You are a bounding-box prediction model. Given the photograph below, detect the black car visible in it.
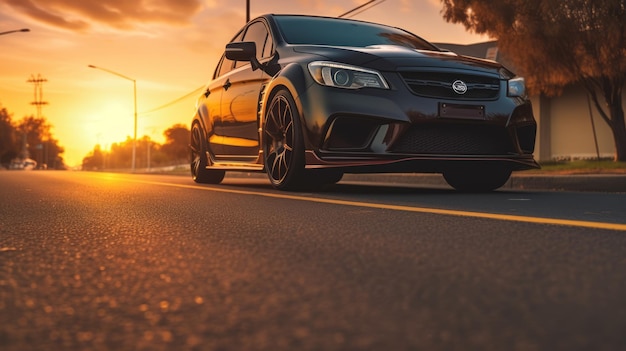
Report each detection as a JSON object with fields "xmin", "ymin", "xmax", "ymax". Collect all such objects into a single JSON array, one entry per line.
[{"xmin": 190, "ymin": 14, "xmax": 539, "ymax": 191}]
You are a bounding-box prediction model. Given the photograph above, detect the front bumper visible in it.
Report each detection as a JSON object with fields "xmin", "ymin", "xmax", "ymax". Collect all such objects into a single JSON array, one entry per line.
[{"xmin": 296, "ymin": 72, "xmax": 538, "ymax": 173}]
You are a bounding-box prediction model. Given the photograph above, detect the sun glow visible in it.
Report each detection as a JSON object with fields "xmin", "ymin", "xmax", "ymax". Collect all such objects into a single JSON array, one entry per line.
[{"xmin": 87, "ymin": 101, "xmax": 135, "ymax": 147}]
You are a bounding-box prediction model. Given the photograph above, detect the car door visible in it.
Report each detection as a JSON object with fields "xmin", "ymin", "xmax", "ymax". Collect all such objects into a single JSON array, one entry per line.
[
  {"xmin": 199, "ymin": 30, "xmax": 243, "ymax": 156},
  {"xmin": 217, "ymin": 20, "xmax": 274, "ymax": 160}
]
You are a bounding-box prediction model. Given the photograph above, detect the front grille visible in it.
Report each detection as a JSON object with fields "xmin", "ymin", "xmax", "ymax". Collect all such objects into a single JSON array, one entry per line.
[
  {"xmin": 400, "ymin": 71, "xmax": 500, "ymax": 100},
  {"xmin": 390, "ymin": 124, "xmax": 515, "ymax": 155}
]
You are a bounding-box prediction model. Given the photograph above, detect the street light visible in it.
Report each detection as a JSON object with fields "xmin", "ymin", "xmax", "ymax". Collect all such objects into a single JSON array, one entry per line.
[
  {"xmin": 0, "ymin": 28, "xmax": 30, "ymax": 36},
  {"xmin": 88, "ymin": 64, "xmax": 138, "ymax": 172}
]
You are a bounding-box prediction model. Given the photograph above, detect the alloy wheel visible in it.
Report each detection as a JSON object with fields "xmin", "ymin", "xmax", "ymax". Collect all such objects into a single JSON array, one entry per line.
[
  {"xmin": 190, "ymin": 122, "xmax": 224, "ymax": 184},
  {"xmin": 190, "ymin": 123, "xmax": 205, "ymax": 180},
  {"xmin": 265, "ymin": 94, "xmax": 295, "ymax": 185}
]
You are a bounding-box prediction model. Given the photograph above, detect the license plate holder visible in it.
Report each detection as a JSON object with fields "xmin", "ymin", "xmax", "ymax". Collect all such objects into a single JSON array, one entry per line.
[{"xmin": 439, "ymin": 103, "xmax": 485, "ymax": 120}]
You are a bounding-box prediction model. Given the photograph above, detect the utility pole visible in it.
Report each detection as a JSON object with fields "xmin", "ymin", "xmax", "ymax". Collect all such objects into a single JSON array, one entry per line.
[
  {"xmin": 23, "ymin": 74, "xmax": 48, "ymax": 164},
  {"xmin": 246, "ymin": 0, "xmax": 250, "ymax": 22},
  {"xmin": 27, "ymin": 74, "xmax": 48, "ymax": 119}
]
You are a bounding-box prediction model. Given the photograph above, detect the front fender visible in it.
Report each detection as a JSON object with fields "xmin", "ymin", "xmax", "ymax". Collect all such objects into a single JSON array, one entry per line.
[
  {"xmin": 261, "ymin": 63, "xmax": 317, "ymax": 149},
  {"xmin": 262, "ymin": 63, "xmax": 309, "ymax": 114}
]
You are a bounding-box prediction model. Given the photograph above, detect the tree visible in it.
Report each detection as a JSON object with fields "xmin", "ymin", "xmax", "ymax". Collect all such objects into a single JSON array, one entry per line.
[
  {"xmin": 440, "ymin": 0, "xmax": 626, "ymax": 161},
  {"xmin": 0, "ymin": 107, "xmax": 18, "ymax": 167},
  {"xmin": 82, "ymin": 144, "xmax": 105, "ymax": 170},
  {"xmin": 39, "ymin": 137, "xmax": 65, "ymax": 169},
  {"xmin": 108, "ymin": 137, "xmax": 135, "ymax": 169},
  {"xmin": 161, "ymin": 124, "xmax": 190, "ymax": 162},
  {"xmin": 17, "ymin": 115, "xmax": 65, "ymax": 169},
  {"xmin": 82, "ymin": 124, "xmax": 191, "ymax": 170}
]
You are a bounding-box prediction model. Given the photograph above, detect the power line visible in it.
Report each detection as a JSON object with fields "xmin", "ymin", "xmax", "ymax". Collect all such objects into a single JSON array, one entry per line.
[
  {"xmin": 339, "ymin": 0, "xmax": 386, "ymax": 18},
  {"xmin": 345, "ymin": 0, "xmax": 387, "ymax": 18},
  {"xmin": 139, "ymin": 85, "xmax": 205, "ymax": 116}
]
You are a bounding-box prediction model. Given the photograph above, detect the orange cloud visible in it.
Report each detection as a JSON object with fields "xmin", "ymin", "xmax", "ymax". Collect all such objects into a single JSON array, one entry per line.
[{"xmin": 2, "ymin": 0, "xmax": 203, "ymax": 31}]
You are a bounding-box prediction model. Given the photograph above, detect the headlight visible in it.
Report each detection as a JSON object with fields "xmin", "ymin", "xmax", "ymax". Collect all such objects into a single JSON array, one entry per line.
[
  {"xmin": 507, "ymin": 77, "xmax": 526, "ymax": 97},
  {"xmin": 308, "ymin": 61, "xmax": 389, "ymax": 90}
]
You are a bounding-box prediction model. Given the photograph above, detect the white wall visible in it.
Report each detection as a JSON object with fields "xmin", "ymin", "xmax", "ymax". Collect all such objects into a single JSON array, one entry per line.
[{"xmin": 532, "ymin": 84, "xmax": 618, "ymax": 161}]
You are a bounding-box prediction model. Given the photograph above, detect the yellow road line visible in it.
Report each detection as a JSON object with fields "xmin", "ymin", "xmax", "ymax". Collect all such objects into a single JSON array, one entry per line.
[{"xmin": 131, "ymin": 178, "xmax": 626, "ymax": 232}]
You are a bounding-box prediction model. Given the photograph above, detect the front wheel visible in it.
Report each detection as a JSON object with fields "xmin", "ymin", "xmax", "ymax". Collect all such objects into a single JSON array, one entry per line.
[
  {"xmin": 443, "ymin": 167, "xmax": 511, "ymax": 192},
  {"xmin": 263, "ymin": 89, "xmax": 307, "ymax": 190},
  {"xmin": 190, "ymin": 122, "xmax": 225, "ymax": 184}
]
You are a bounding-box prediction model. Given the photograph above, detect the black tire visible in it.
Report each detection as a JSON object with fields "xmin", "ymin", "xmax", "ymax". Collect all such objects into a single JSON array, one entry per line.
[
  {"xmin": 443, "ymin": 167, "xmax": 511, "ymax": 192},
  {"xmin": 263, "ymin": 89, "xmax": 307, "ymax": 190},
  {"xmin": 190, "ymin": 122, "xmax": 225, "ymax": 184}
]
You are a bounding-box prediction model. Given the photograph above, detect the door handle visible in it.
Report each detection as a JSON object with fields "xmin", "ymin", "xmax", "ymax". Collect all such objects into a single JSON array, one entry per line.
[
  {"xmin": 204, "ymin": 89, "xmax": 210, "ymax": 98},
  {"xmin": 223, "ymin": 79, "xmax": 231, "ymax": 90}
]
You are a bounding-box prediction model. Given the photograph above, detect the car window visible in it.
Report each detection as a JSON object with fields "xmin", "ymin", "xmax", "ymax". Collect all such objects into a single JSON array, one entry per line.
[
  {"xmin": 263, "ymin": 35, "xmax": 274, "ymax": 58},
  {"xmin": 274, "ymin": 15, "xmax": 438, "ymax": 51},
  {"xmin": 245, "ymin": 21, "xmax": 271, "ymax": 58},
  {"xmin": 235, "ymin": 21, "xmax": 272, "ymax": 68},
  {"xmin": 215, "ymin": 55, "xmax": 230, "ymax": 78},
  {"xmin": 215, "ymin": 30, "xmax": 244, "ymax": 78}
]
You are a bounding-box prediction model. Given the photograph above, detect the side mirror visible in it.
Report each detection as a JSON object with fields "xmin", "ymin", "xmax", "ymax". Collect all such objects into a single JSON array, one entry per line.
[
  {"xmin": 225, "ymin": 41, "xmax": 262, "ymax": 71},
  {"xmin": 225, "ymin": 41, "xmax": 256, "ymax": 61}
]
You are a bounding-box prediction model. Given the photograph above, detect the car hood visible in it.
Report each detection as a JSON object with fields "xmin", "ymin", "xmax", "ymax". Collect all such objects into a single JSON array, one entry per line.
[{"xmin": 291, "ymin": 45, "xmax": 505, "ymax": 77}]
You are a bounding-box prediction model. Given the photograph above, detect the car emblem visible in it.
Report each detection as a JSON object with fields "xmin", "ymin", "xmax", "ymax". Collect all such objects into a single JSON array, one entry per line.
[{"xmin": 452, "ymin": 80, "xmax": 468, "ymax": 94}]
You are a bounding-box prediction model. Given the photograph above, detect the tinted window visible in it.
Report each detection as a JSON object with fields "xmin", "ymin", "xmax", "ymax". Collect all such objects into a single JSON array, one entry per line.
[
  {"xmin": 215, "ymin": 30, "xmax": 244, "ymax": 77},
  {"xmin": 235, "ymin": 21, "xmax": 272, "ymax": 68},
  {"xmin": 242, "ymin": 21, "xmax": 272, "ymax": 58},
  {"xmin": 263, "ymin": 35, "xmax": 274, "ymax": 58},
  {"xmin": 274, "ymin": 16, "xmax": 438, "ymax": 51},
  {"xmin": 216, "ymin": 55, "xmax": 231, "ymax": 78}
]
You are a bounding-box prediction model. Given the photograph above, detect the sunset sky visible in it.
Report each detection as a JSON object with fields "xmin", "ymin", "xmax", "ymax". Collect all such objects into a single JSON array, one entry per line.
[{"xmin": 0, "ymin": 0, "xmax": 488, "ymax": 167}]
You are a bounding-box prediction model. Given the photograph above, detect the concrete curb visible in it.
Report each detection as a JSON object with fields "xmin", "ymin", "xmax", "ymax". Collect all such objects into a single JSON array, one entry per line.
[{"xmin": 505, "ymin": 173, "xmax": 626, "ymax": 193}]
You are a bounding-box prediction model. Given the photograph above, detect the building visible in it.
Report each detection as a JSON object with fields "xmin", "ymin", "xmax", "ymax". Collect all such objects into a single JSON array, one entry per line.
[{"xmin": 436, "ymin": 41, "xmax": 618, "ymax": 162}]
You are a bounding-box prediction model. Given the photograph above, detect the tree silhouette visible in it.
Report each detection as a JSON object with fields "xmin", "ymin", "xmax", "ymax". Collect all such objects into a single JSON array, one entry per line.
[
  {"xmin": 0, "ymin": 107, "xmax": 18, "ymax": 167},
  {"xmin": 161, "ymin": 124, "xmax": 190, "ymax": 162},
  {"xmin": 17, "ymin": 115, "xmax": 65, "ymax": 169},
  {"xmin": 82, "ymin": 125, "xmax": 191, "ymax": 170},
  {"xmin": 0, "ymin": 109, "xmax": 65, "ymax": 169},
  {"xmin": 82, "ymin": 144, "xmax": 105, "ymax": 170}
]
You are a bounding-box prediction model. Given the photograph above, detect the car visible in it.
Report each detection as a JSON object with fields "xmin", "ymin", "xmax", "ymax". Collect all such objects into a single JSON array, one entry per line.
[
  {"xmin": 8, "ymin": 158, "xmax": 37, "ymax": 170},
  {"xmin": 190, "ymin": 14, "xmax": 539, "ymax": 191}
]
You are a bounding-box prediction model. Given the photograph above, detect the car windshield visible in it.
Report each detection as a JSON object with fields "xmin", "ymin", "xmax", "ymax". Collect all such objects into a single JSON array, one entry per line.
[{"xmin": 274, "ymin": 15, "xmax": 439, "ymax": 51}]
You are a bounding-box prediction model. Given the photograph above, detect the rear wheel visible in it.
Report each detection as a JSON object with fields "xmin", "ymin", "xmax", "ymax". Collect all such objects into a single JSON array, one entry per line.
[
  {"xmin": 443, "ymin": 167, "xmax": 511, "ymax": 192},
  {"xmin": 263, "ymin": 89, "xmax": 307, "ymax": 190},
  {"xmin": 190, "ymin": 122, "xmax": 225, "ymax": 184}
]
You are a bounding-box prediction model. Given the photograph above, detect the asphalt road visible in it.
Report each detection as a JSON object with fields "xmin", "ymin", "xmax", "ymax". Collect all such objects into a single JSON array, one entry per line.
[{"xmin": 1, "ymin": 171, "xmax": 625, "ymax": 351}]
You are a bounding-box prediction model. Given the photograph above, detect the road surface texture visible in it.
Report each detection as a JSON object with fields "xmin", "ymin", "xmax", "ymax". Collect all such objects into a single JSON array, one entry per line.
[{"xmin": 1, "ymin": 171, "xmax": 625, "ymax": 351}]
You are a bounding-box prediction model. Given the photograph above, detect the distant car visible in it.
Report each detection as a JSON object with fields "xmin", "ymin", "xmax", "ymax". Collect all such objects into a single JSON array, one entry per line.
[
  {"xmin": 190, "ymin": 14, "xmax": 538, "ymax": 191},
  {"xmin": 9, "ymin": 158, "xmax": 37, "ymax": 170}
]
